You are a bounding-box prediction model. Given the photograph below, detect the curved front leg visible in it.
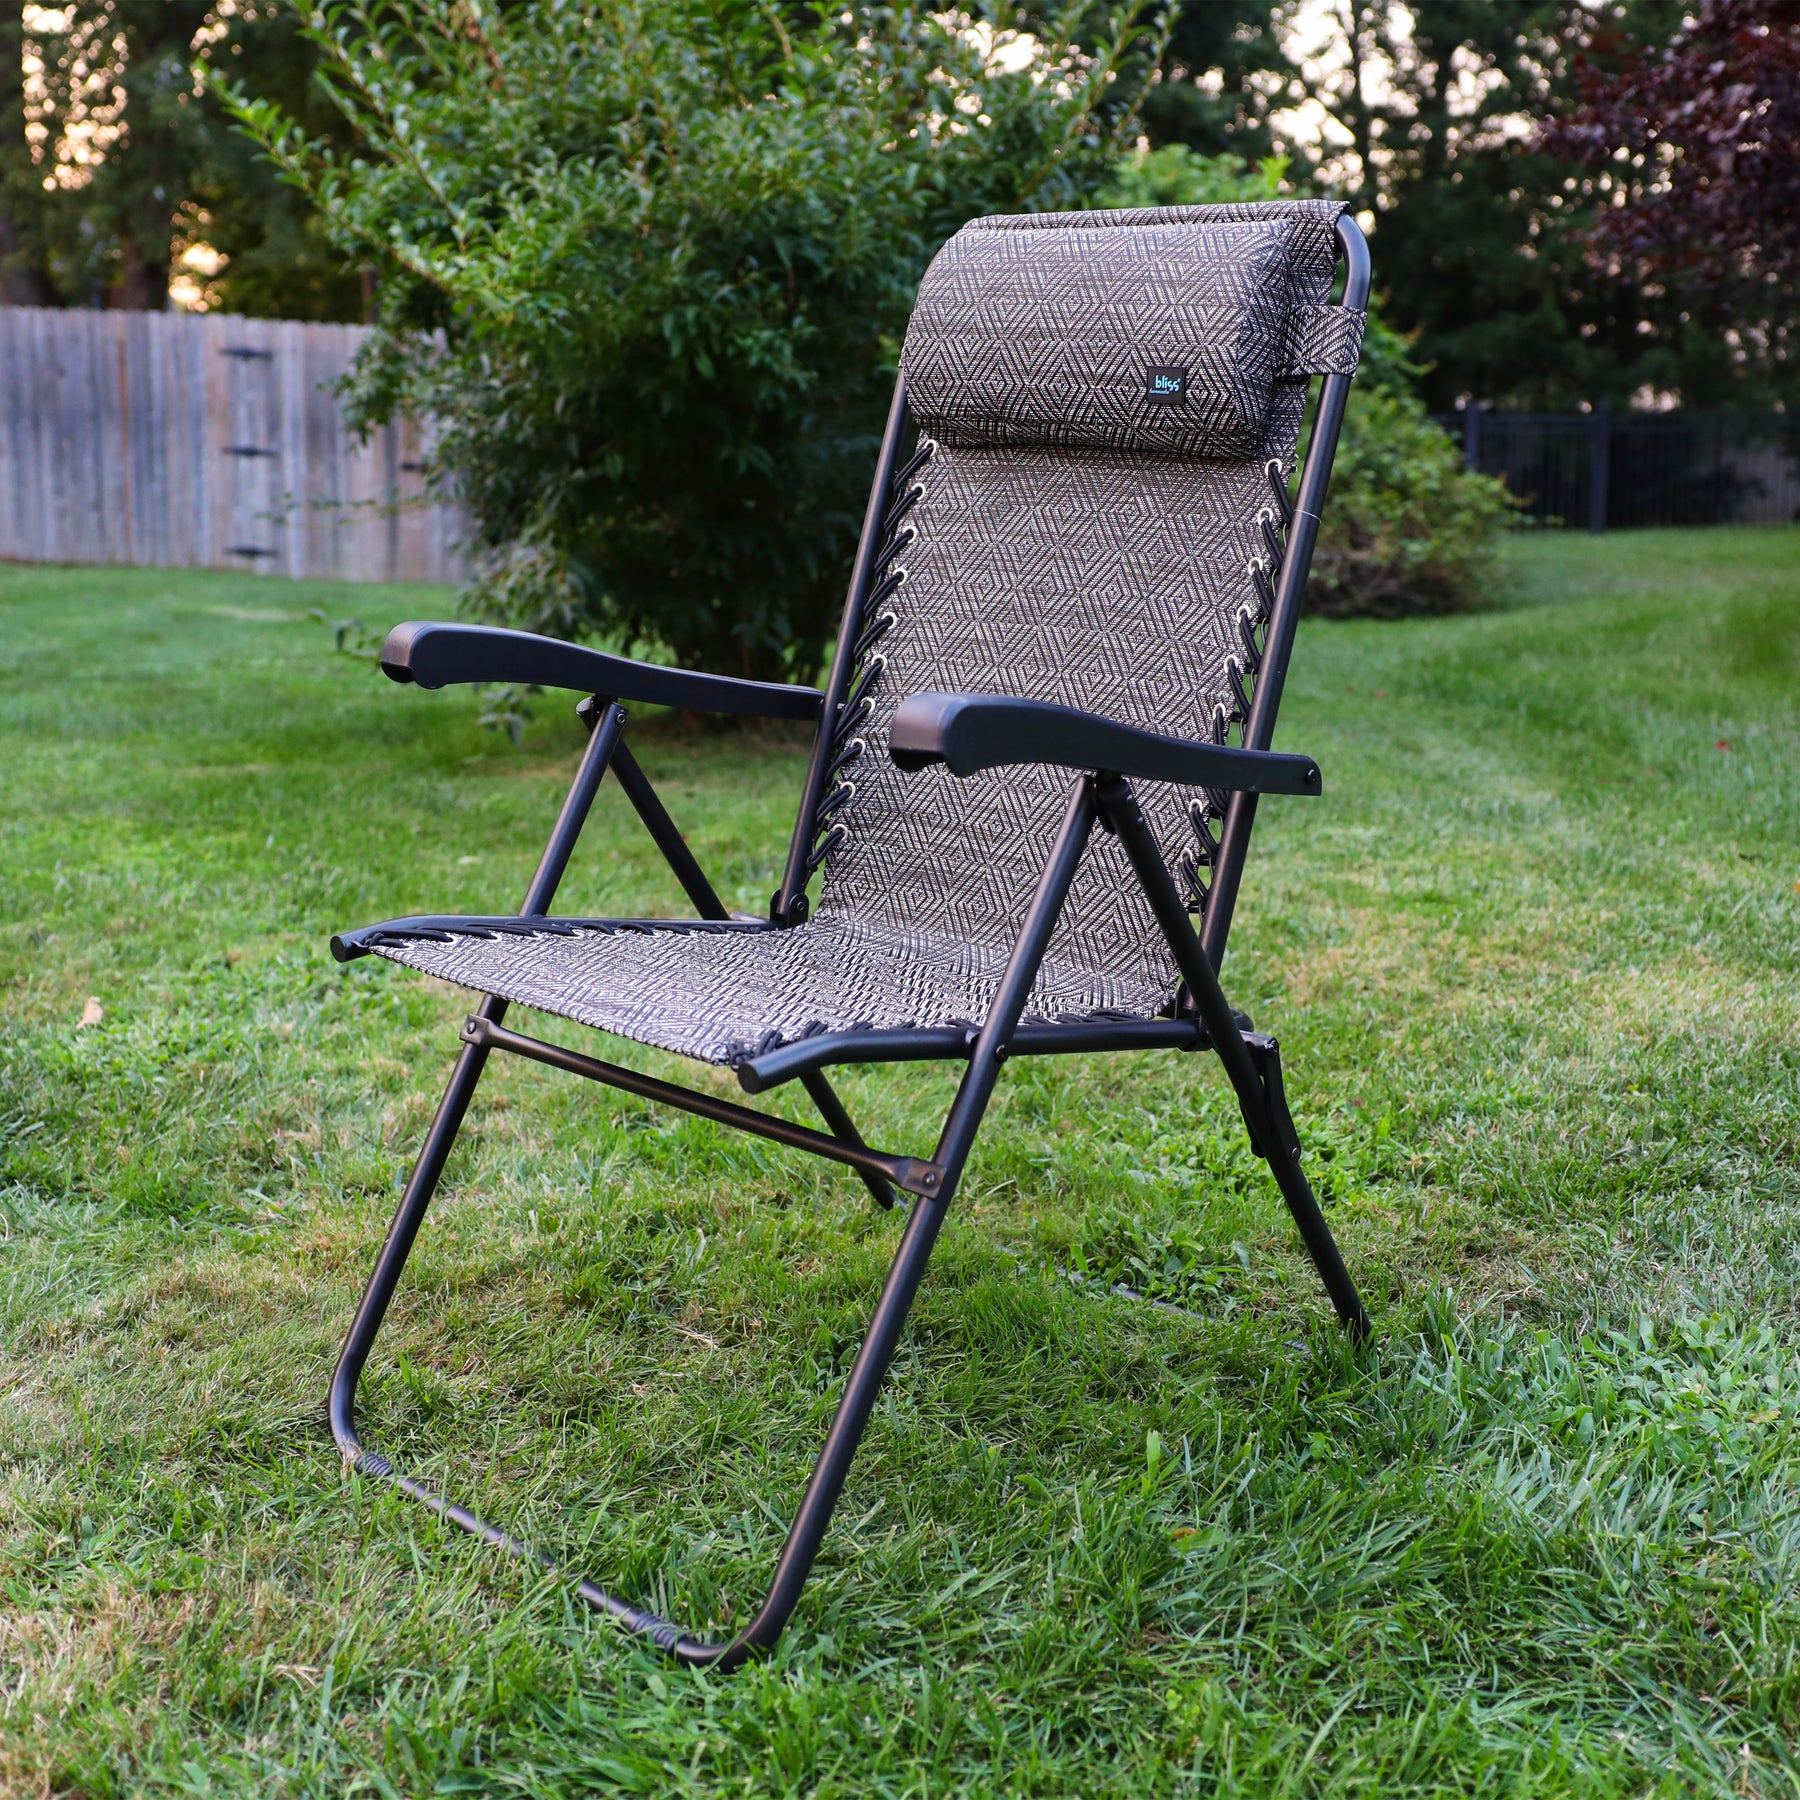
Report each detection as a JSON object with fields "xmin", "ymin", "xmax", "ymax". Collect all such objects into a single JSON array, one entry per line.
[{"xmin": 329, "ymin": 1033, "xmax": 950, "ymax": 1670}]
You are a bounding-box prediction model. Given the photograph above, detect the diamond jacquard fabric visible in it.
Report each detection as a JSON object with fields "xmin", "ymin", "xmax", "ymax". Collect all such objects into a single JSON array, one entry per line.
[
  {"xmin": 363, "ymin": 200, "xmax": 1355, "ymax": 1066},
  {"xmin": 814, "ymin": 448, "xmax": 1278, "ymax": 1019},
  {"xmin": 362, "ymin": 916, "xmax": 1158, "ymax": 1067}
]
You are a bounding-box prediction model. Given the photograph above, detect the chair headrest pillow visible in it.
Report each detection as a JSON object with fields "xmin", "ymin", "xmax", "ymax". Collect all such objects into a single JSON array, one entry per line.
[{"xmin": 902, "ymin": 202, "xmax": 1361, "ymax": 463}]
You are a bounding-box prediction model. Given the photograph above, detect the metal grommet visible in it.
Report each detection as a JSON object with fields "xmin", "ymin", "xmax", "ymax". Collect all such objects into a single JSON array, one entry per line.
[{"xmin": 808, "ymin": 821, "xmax": 848, "ymax": 867}]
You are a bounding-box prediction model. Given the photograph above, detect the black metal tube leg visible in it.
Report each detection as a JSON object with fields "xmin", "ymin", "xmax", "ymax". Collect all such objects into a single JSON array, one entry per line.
[
  {"xmin": 334, "ymin": 697, "xmax": 630, "ymax": 1460},
  {"xmin": 801, "ymin": 1069, "xmax": 898, "ymax": 1210},
  {"xmin": 333, "ymin": 1066, "xmax": 946, "ymax": 1671},
  {"xmin": 330, "ymin": 1004, "xmax": 503, "ymax": 1465},
  {"xmin": 1249, "ymin": 1101, "xmax": 1368, "ymax": 1339},
  {"xmin": 1095, "ymin": 776, "xmax": 1370, "ymax": 1338},
  {"xmin": 614, "ymin": 787, "xmax": 1098, "ymax": 1661},
  {"xmin": 670, "ymin": 1190, "xmax": 950, "ymax": 1668},
  {"xmin": 330, "ymin": 675, "xmax": 945, "ymax": 1664}
]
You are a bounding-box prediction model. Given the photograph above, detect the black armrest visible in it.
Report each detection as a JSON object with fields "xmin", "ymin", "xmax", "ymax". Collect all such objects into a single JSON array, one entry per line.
[
  {"xmin": 888, "ymin": 692, "xmax": 1321, "ymax": 795},
  {"xmin": 379, "ymin": 622, "xmax": 824, "ymax": 722}
]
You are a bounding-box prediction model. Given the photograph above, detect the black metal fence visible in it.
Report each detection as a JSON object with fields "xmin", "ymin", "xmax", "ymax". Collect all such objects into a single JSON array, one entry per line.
[{"xmin": 1428, "ymin": 407, "xmax": 1800, "ymax": 531}]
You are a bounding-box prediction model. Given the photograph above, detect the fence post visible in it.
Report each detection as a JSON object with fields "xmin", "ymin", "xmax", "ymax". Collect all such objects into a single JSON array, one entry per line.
[
  {"xmin": 1589, "ymin": 401, "xmax": 1611, "ymax": 534},
  {"xmin": 1463, "ymin": 402, "xmax": 1482, "ymax": 472}
]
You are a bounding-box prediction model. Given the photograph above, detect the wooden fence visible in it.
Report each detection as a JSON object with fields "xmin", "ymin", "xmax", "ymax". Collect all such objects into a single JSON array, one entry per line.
[{"xmin": 0, "ymin": 306, "xmax": 469, "ymax": 584}]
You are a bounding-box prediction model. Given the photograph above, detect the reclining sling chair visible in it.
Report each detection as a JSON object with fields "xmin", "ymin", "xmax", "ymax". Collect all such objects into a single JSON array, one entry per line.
[{"xmin": 328, "ymin": 199, "xmax": 1372, "ymax": 1669}]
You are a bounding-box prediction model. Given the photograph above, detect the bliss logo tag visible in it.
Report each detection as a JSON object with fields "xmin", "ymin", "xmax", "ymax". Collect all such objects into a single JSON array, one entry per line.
[{"xmin": 1145, "ymin": 366, "xmax": 1188, "ymax": 404}]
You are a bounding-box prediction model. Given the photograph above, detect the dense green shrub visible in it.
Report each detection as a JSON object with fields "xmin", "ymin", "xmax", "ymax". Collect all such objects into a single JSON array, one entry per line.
[
  {"xmin": 1096, "ymin": 143, "xmax": 1286, "ymax": 208},
  {"xmin": 231, "ymin": 1, "xmax": 1165, "ymax": 681},
  {"xmin": 237, "ymin": 20, "xmax": 1505, "ymax": 657},
  {"xmin": 1308, "ymin": 315, "xmax": 1516, "ymax": 618}
]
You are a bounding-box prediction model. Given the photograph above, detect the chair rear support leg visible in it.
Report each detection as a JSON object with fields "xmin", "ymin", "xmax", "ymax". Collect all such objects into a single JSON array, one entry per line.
[
  {"xmin": 801, "ymin": 1069, "xmax": 898, "ymax": 1209},
  {"xmin": 1095, "ymin": 776, "xmax": 1370, "ymax": 1337}
]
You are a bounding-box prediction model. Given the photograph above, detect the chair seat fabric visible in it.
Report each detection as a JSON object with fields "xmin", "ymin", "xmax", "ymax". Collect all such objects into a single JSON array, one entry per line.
[{"xmin": 366, "ymin": 915, "xmax": 1172, "ymax": 1067}]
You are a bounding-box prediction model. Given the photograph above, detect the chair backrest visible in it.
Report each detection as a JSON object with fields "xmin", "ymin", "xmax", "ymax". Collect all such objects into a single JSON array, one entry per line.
[{"xmin": 805, "ymin": 200, "xmax": 1363, "ymax": 1019}]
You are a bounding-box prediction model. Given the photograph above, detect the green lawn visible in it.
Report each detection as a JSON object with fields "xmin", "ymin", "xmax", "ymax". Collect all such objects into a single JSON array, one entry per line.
[{"xmin": 1, "ymin": 529, "xmax": 1797, "ymax": 1797}]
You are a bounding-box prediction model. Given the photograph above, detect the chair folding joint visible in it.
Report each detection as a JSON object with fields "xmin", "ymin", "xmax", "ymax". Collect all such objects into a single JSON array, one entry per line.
[{"xmin": 1240, "ymin": 1033, "xmax": 1304, "ymax": 1167}]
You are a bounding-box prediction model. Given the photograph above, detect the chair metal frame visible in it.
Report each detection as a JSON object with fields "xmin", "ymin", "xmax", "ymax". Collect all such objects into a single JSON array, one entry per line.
[{"xmin": 329, "ymin": 214, "xmax": 1373, "ymax": 1670}]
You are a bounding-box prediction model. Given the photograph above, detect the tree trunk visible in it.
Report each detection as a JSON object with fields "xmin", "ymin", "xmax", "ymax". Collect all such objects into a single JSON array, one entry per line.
[
  {"xmin": 110, "ymin": 234, "xmax": 168, "ymax": 310},
  {"xmin": 0, "ymin": 210, "xmax": 55, "ymax": 306}
]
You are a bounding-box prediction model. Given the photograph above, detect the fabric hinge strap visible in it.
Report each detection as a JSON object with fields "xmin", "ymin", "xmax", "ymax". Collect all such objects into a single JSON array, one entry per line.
[{"xmin": 1282, "ymin": 304, "xmax": 1366, "ymax": 377}]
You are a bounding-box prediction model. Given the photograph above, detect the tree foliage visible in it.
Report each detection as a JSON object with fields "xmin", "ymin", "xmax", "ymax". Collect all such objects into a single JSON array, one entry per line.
[
  {"xmin": 1139, "ymin": 1, "xmax": 1785, "ymax": 412},
  {"xmin": 1540, "ymin": 0, "xmax": 1800, "ymax": 364},
  {"xmin": 1133, "ymin": 0, "xmax": 1291, "ymax": 160},
  {"xmin": 233, "ymin": 1, "xmax": 1166, "ymax": 681},
  {"xmin": 1, "ymin": 3, "xmax": 359, "ymax": 316},
  {"xmin": 1095, "ymin": 143, "xmax": 1286, "ymax": 209},
  {"xmin": 1308, "ymin": 322, "xmax": 1516, "ymax": 619},
  {"xmin": 1293, "ymin": 0, "xmax": 1712, "ymax": 413}
]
